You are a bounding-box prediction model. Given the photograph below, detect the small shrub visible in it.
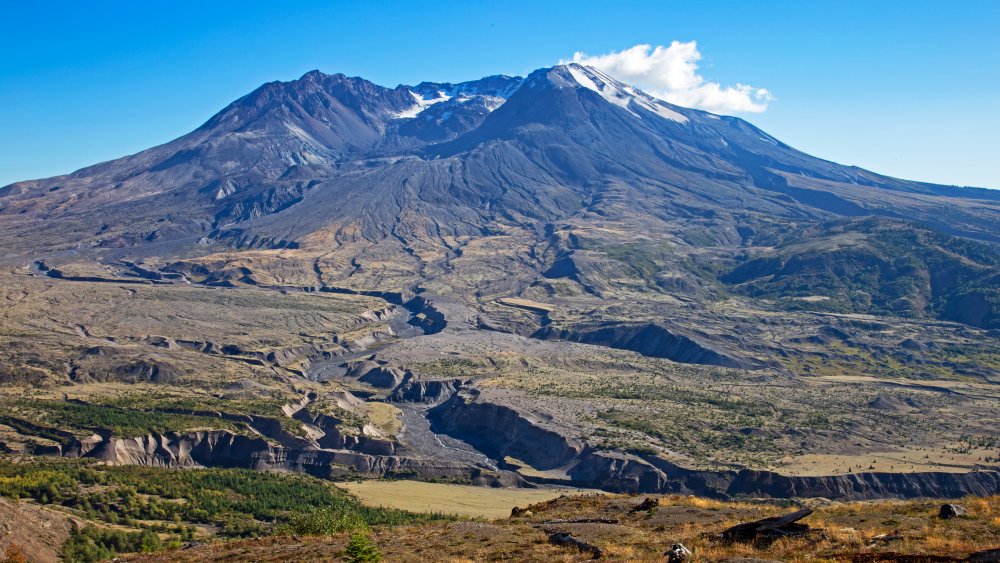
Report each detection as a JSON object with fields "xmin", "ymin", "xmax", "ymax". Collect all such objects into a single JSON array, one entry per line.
[
  {"xmin": 344, "ymin": 530, "xmax": 381, "ymax": 563},
  {"xmin": 278, "ymin": 507, "xmax": 366, "ymax": 536}
]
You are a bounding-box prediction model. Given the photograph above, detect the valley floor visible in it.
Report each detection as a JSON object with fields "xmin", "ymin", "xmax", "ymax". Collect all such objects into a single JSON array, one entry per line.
[{"xmin": 336, "ymin": 480, "xmax": 603, "ymax": 519}]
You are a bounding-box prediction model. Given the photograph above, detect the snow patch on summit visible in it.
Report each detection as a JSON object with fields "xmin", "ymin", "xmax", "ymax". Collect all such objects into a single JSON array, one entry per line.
[
  {"xmin": 564, "ymin": 64, "xmax": 688, "ymax": 124},
  {"xmin": 395, "ymin": 91, "xmax": 451, "ymax": 119}
]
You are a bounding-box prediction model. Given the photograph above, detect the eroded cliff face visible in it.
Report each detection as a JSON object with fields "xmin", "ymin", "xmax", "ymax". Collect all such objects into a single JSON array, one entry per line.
[
  {"xmin": 31, "ymin": 395, "xmax": 1000, "ymax": 500},
  {"xmin": 724, "ymin": 468, "xmax": 1000, "ymax": 500},
  {"xmin": 22, "ymin": 377, "xmax": 999, "ymax": 501},
  {"xmin": 564, "ymin": 449, "xmax": 1000, "ymax": 500},
  {"xmin": 429, "ymin": 390, "xmax": 584, "ymax": 471},
  {"xmin": 390, "ymin": 377, "xmax": 464, "ymax": 403},
  {"xmin": 424, "ymin": 393, "xmax": 1000, "ymax": 500},
  {"xmin": 61, "ymin": 429, "xmax": 517, "ymax": 485},
  {"xmin": 81, "ymin": 431, "xmax": 269, "ymax": 468}
]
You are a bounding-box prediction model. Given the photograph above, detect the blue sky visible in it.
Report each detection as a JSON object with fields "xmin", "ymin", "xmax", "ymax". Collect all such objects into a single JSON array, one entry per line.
[{"xmin": 2, "ymin": 0, "xmax": 998, "ymax": 188}]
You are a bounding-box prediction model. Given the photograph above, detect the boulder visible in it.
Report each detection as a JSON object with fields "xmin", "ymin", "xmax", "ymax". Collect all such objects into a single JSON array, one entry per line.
[
  {"xmin": 939, "ymin": 503, "xmax": 967, "ymax": 519},
  {"xmin": 666, "ymin": 543, "xmax": 692, "ymax": 562},
  {"xmin": 631, "ymin": 497, "xmax": 659, "ymax": 512}
]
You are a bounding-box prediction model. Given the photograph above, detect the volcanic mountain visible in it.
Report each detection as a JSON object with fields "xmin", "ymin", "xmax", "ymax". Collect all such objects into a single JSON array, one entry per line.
[
  {"xmin": 0, "ymin": 64, "xmax": 998, "ymax": 498},
  {"xmin": 3, "ymin": 64, "xmax": 997, "ymax": 325}
]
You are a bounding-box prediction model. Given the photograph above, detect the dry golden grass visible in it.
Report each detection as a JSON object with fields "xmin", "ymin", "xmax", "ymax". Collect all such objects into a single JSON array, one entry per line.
[
  {"xmin": 360, "ymin": 402, "xmax": 404, "ymax": 437},
  {"xmin": 126, "ymin": 493, "xmax": 1000, "ymax": 562}
]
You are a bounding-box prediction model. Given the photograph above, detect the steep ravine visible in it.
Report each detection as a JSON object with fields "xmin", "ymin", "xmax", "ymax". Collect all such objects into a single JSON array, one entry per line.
[{"xmin": 428, "ymin": 389, "xmax": 584, "ymax": 471}]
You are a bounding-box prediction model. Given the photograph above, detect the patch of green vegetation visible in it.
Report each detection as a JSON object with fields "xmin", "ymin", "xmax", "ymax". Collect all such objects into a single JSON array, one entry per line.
[
  {"xmin": 277, "ymin": 506, "xmax": 368, "ymax": 535},
  {"xmin": 596, "ymin": 407, "xmax": 781, "ymax": 468},
  {"xmin": 63, "ymin": 524, "xmax": 165, "ymax": 562},
  {"xmin": 9, "ymin": 399, "xmax": 241, "ymax": 437},
  {"xmin": 344, "ymin": 529, "xmax": 382, "ymax": 562},
  {"xmin": 543, "ymin": 379, "xmax": 773, "ymax": 418},
  {"xmin": 781, "ymin": 336, "xmax": 996, "ymax": 382},
  {"xmin": 99, "ymin": 391, "xmax": 307, "ymax": 435},
  {"xmin": 309, "ymin": 399, "xmax": 368, "ymax": 434},
  {"xmin": 723, "ymin": 218, "xmax": 1000, "ymax": 329},
  {"xmin": 602, "ymin": 244, "xmax": 662, "ymax": 280},
  {"xmin": 0, "ymin": 458, "xmax": 448, "ymax": 560},
  {"xmin": 0, "ymin": 414, "xmax": 73, "ymax": 445},
  {"xmin": 938, "ymin": 343, "xmax": 1000, "ymax": 374}
]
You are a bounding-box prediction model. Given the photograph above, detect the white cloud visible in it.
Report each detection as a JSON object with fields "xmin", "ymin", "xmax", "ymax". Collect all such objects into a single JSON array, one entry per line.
[{"xmin": 563, "ymin": 42, "xmax": 773, "ymax": 114}]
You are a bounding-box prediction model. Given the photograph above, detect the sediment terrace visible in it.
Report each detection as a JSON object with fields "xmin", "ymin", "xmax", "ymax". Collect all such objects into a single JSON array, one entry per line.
[
  {"xmin": 1, "ymin": 267, "xmax": 997, "ymax": 502},
  {"xmin": 22, "ymin": 377, "xmax": 1000, "ymax": 500}
]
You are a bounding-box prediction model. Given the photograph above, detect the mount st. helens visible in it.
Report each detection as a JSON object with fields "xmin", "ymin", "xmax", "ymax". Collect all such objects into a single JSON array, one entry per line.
[{"xmin": 0, "ymin": 64, "xmax": 997, "ymax": 500}]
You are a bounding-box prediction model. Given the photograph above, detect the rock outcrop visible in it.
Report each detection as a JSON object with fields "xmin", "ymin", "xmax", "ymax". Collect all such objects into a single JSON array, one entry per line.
[
  {"xmin": 389, "ymin": 377, "xmax": 464, "ymax": 404},
  {"xmin": 292, "ymin": 409, "xmax": 397, "ymax": 455},
  {"xmin": 63, "ymin": 429, "xmax": 507, "ymax": 484},
  {"xmin": 532, "ymin": 322, "xmax": 766, "ymax": 369}
]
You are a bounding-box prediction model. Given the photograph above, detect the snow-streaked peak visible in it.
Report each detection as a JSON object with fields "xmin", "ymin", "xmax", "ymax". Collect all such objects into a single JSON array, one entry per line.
[
  {"xmin": 560, "ymin": 63, "xmax": 688, "ymax": 123},
  {"xmin": 414, "ymin": 75, "xmax": 523, "ymax": 101},
  {"xmin": 395, "ymin": 90, "xmax": 452, "ymax": 119},
  {"xmin": 396, "ymin": 76, "xmax": 523, "ymax": 120}
]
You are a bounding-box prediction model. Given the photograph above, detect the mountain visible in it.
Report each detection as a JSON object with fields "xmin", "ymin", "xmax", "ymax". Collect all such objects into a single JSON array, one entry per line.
[
  {"xmin": 0, "ymin": 64, "xmax": 998, "ymax": 500},
  {"xmin": 2, "ymin": 63, "xmax": 997, "ymax": 250},
  {"xmin": 3, "ymin": 63, "xmax": 996, "ymax": 323}
]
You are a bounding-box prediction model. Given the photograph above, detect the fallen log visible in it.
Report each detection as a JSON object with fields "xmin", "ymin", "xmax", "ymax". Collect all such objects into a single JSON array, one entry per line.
[
  {"xmin": 548, "ymin": 531, "xmax": 603, "ymax": 559},
  {"xmin": 721, "ymin": 507, "xmax": 814, "ymax": 546},
  {"xmin": 542, "ymin": 518, "xmax": 619, "ymax": 525}
]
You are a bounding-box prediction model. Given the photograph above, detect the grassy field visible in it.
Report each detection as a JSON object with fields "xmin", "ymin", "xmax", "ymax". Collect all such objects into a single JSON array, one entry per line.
[{"xmin": 337, "ymin": 480, "xmax": 603, "ymax": 519}]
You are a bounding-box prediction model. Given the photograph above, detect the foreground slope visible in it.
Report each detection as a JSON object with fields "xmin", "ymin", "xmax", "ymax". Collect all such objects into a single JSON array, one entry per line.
[
  {"xmin": 1, "ymin": 458, "xmax": 995, "ymax": 562},
  {"xmin": 127, "ymin": 493, "xmax": 1000, "ymax": 562}
]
